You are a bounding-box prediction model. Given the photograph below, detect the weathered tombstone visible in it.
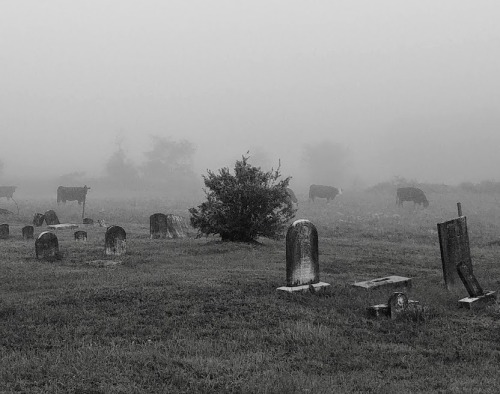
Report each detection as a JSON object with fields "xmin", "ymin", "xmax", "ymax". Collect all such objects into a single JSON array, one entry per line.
[
  {"xmin": 0, "ymin": 224, "xmax": 9, "ymax": 239},
  {"xmin": 22, "ymin": 225, "xmax": 34, "ymax": 240},
  {"xmin": 277, "ymin": 219, "xmax": 330, "ymax": 292},
  {"xmin": 437, "ymin": 216, "xmax": 472, "ymax": 290},
  {"xmin": 74, "ymin": 230, "xmax": 87, "ymax": 242},
  {"xmin": 166, "ymin": 214, "xmax": 188, "ymax": 238},
  {"xmin": 35, "ymin": 231, "xmax": 59, "ymax": 260},
  {"xmin": 44, "ymin": 210, "xmax": 60, "ymax": 225},
  {"xmin": 105, "ymin": 225, "xmax": 126, "ymax": 256},
  {"xmin": 388, "ymin": 292, "xmax": 409, "ymax": 320},
  {"xmin": 150, "ymin": 213, "xmax": 169, "ymax": 239},
  {"xmin": 33, "ymin": 213, "xmax": 45, "ymax": 226},
  {"xmin": 456, "ymin": 261, "xmax": 497, "ymax": 309},
  {"xmin": 83, "ymin": 217, "xmax": 94, "ymax": 225}
]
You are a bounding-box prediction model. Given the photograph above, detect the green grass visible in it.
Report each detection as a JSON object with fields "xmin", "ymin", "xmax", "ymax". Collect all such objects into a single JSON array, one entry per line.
[{"xmin": 1, "ymin": 190, "xmax": 500, "ymax": 393}]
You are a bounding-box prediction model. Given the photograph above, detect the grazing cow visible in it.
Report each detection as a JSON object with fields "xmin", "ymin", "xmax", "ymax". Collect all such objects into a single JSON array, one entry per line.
[
  {"xmin": 396, "ymin": 187, "xmax": 429, "ymax": 208},
  {"xmin": 0, "ymin": 186, "xmax": 16, "ymax": 200},
  {"xmin": 57, "ymin": 185, "xmax": 90, "ymax": 205},
  {"xmin": 286, "ymin": 187, "xmax": 298, "ymax": 205},
  {"xmin": 309, "ymin": 184, "xmax": 342, "ymax": 202}
]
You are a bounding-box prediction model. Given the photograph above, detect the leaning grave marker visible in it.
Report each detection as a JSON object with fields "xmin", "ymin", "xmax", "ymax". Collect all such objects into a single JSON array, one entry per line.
[
  {"xmin": 277, "ymin": 219, "xmax": 330, "ymax": 293},
  {"xmin": 456, "ymin": 261, "xmax": 496, "ymax": 309},
  {"xmin": 105, "ymin": 225, "xmax": 126, "ymax": 256},
  {"xmin": 35, "ymin": 231, "xmax": 60, "ymax": 261}
]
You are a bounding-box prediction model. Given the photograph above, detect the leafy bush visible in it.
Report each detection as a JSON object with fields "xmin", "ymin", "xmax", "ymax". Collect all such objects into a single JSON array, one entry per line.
[{"xmin": 189, "ymin": 156, "xmax": 296, "ymax": 242}]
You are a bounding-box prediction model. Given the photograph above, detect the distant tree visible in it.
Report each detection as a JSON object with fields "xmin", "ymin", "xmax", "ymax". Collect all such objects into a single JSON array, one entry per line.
[
  {"xmin": 105, "ymin": 146, "xmax": 139, "ymax": 181},
  {"xmin": 189, "ymin": 155, "xmax": 296, "ymax": 242},
  {"xmin": 302, "ymin": 140, "xmax": 350, "ymax": 185},
  {"xmin": 141, "ymin": 135, "xmax": 196, "ymax": 179}
]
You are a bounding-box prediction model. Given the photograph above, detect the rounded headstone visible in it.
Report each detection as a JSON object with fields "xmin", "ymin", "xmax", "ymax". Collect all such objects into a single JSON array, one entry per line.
[
  {"xmin": 22, "ymin": 225, "xmax": 34, "ymax": 240},
  {"xmin": 150, "ymin": 213, "xmax": 168, "ymax": 239},
  {"xmin": 105, "ymin": 225, "xmax": 126, "ymax": 256},
  {"xmin": 44, "ymin": 210, "xmax": 60, "ymax": 225},
  {"xmin": 0, "ymin": 224, "xmax": 9, "ymax": 239},
  {"xmin": 35, "ymin": 231, "xmax": 59, "ymax": 261},
  {"xmin": 74, "ymin": 230, "xmax": 87, "ymax": 242},
  {"xmin": 388, "ymin": 292, "xmax": 409, "ymax": 320},
  {"xmin": 286, "ymin": 219, "xmax": 319, "ymax": 287},
  {"xmin": 33, "ymin": 213, "xmax": 45, "ymax": 226}
]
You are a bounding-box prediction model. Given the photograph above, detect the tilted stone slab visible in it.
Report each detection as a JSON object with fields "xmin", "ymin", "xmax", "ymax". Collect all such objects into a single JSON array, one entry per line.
[
  {"xmin": 353, "ymin": 275, "xmax": 412, "ymax": 290},
  {"xmin": 456, "ymin": 261, "xmax": 484, "ymax": 297}
]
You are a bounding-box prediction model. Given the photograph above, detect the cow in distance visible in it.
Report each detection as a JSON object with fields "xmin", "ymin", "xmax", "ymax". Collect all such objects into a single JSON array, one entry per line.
[
  {"xmin": 309, "ymin": 185, "xmax": 342, "ymax": 203},
  {"xmin": 57, "ymin": 185, "xmax": 90, "ymax": 205},
  {"xmin": 396, "ymin": 187, "xmax": 429, "ymax": 208}
]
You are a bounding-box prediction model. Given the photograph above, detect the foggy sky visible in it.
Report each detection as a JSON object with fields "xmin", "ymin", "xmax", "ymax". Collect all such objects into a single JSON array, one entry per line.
[{"xmin": 2, "ymin": 1, "xmax": 500, "ymax": 188}]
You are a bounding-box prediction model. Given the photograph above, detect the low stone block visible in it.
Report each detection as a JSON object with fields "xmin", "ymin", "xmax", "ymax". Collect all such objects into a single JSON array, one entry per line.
[
  {"xmin": 47, "ymin": 223, "xmax": 79, "ymax": 230},
  {"xmin": 458, "ymin": 291, "xmax": 497, "ymax": 310},
  {"xmin": 276, "ymin": 282, "xmax": 330, "ymax": 293},
  {"xmin": 353, "ymin": 275, "xmax": 412, "ymax": 290},
  {"xmin": 87, "ymin": 260, "xmax": 122, "ymax": 267},
  {"xmin": 367, "ymin": 300, "xmax": 420, "ymax": 318}
]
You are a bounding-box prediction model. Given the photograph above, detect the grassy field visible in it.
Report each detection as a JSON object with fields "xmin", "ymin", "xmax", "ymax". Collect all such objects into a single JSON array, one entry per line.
[{"xmin": 2, "ymin": 189, "xmax": 500, "ymax": 393}]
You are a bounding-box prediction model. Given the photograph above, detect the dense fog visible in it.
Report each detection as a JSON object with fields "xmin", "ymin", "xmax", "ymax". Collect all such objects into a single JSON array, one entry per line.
[{"xmin": 1, "ymin": 1, "xmax": 500, "ymax": 198}]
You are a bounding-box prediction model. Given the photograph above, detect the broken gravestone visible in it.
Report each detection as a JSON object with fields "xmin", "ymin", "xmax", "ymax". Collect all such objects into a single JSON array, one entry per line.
[
  {"xmin": 44, "ymin": 210, "xmax": 60, "ymax": 225},
  {"xmin": 456, "ymin": 261, "xmax": 496, "ymax": 309},
  {"xmin": 277, "ymin": 219, "xmax": 330, "ymax": 293},
  {"xmin": 35, "ymin": 231, "xmax": 60, "ymax": 261},
  {"xmin": 105, "ymin": 225, "xmax": 126, "ymax": 256},
  {"xmin": 33, "ymin": 213, "xmax": 45, "ymax": 226},
  {"xmin": 0, "ymin": 224, "xmax": 9, "ymax": 239},
  {"xmin": 74, "ymin": 230, "xmax": 87, "ymax": 242},
  {"xmin": 22, "ymin": 225, "xmax": 34, "ymax": 240},
  {"xmin": 367, "ymin": 292, "xmax": 421, "ymax": 319},
  {"xmin": 150, "ymin": 213, "xmax": 169, "ymax": 239}
]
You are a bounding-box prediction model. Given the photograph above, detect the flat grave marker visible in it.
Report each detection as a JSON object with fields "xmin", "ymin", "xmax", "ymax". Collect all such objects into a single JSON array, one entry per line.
[{"xmin": 353, "ymin": 275, "xmax": 412, "ymax": 290}]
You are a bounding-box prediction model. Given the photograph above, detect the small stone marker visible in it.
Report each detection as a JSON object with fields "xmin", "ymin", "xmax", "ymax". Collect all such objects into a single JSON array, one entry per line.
[
  {"xmin": 368, "ymin": 292, "xmax": 420, "ymax": 319},
  {"xmin": 33, "ymin": 213, "xmax": 45, "ymax": 226},
  {"xmin": 22, "ymin": 225, "xmax": 34, "ymax": 240},
  {"xmin": 35, "ymin": 231, "xmax": 60, "ymax": 260},
  {"xmin": 353, "ymin": 275, "xmax": 412, "ymax": 290},
  {"xmin": 74, "ymin": 230, "xmax": 87, "ymax": 242},
  {"xmin": 437, "ymin": 216, "xmax": 472, "ymax": 290},
  {"xmin": 44, "ymin": 210, "xmax": 60, "ymax": 225},
  {"xmin": 83, "ymin": 217, "xmax": 94, "ymax": 225},
  {"xmin": 456, "ymin": 261, "xmax": 497, "ymax": 309},
  {"xmin": 277, "ymin": 219, "xmax": 330, "ymax": 293},
  {"xmin": 0, "ymin": 224, "xmax": 9, "ymax": 239},
  {"xmin": 105, "ymin": 225, "xmax": 126, "ymax": 256},
  {"xmin": 150, "ymin": 213, "xmax": 168, "ymax": 239}
]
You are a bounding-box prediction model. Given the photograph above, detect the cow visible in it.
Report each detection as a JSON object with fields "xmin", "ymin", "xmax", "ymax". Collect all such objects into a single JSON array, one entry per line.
[
  {"xmin": 396, "ymin": 187, "xmax": 429, "ymax": 208},
  {"xmin": 309, "ymin": 184, "xmax": 342, "ymax": 202},
  {"xmin": 57, "ymin": 185, "xmax": 90, "ymax": 205},
  {"xmin": 0, "ymin": 186, "xmax": 16, "ymax": 200},
  {"xmin": 286, "ymin": 187, "xmax": 298, "ymax": 205}
]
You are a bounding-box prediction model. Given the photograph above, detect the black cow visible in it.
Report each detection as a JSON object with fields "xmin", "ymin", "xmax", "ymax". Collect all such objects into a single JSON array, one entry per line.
[
  {"xmin": 57, "ymin": 185, "xmax": 90, "ymax": 205},
  {"xmin": 309, "ymin": 184, "xmax": 342, "ymax": 202},
  {"xmin": 286, "ymin": 188, "xmax": 298, "ymax": 205},
  {"xmin": 396, "ymin": 187, "xmax": 429, "ymax": 208},
  {"xmin": 0, "ymin": 186, "xmax": 16, "ymax": 200}
]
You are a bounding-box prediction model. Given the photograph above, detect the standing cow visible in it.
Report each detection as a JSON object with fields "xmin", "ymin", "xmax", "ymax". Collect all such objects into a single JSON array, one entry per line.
[
  {"xmin": 57, "ymin": 185, "xmax": 90, "ymax": 205},
  {"xmin": 396, "ymin": 187, "xmax": 429, "ymax": 208},
  {"xmin": 309, "ymin": 185, "xmax": 342, "ymax": 203}
]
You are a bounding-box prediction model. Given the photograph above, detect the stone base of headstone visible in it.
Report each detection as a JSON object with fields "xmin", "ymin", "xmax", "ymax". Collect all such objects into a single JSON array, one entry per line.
[
  {"xmin": 367, "ymin": 300, "xmax": 420, "ymax": 318},
  {"xmin": 88, "ymin": 260, "xmax": 122, "ymax": 267},
  {"xmin": 458, "ymin": 291, "xmax": 497, "ymax": 310},
  {"xmin": 276, "ymin": 282, "xmax": 330, "ymax": 293},
  {"xmin": 48, "ymin": 223, "xmax": 79, "ymax": 230},
  {"xmin": 353, "ymin": 275, "xmax": 412, "ymax": 290}
]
